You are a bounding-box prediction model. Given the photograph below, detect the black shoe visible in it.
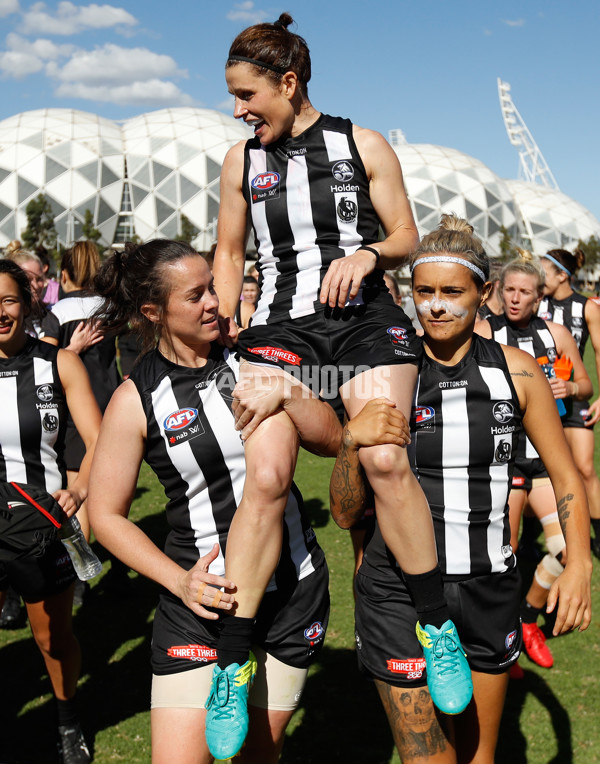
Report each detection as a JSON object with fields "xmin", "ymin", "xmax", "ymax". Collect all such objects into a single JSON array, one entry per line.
[
  {"xmin": 73, "ymin": 580, "xmax": 89, "ymax": 608},
  {"xmin": 592, "ymin": 535, "xmax": 600, "ymax": 560},
  {"xmin": 0, "ymin": 587, "xmax": 23, "ymax": 629},
  {"xmin": 57, "ymin": 723, "xmax": 91, "ymax": 763}
]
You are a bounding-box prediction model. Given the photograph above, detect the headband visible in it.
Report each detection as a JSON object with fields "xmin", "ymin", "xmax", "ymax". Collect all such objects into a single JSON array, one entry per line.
[
  {"xmin": 543, "ymin": 254, "xmax": 571, "ymax": 277},
  {"xmin": 227, "ymin": 55, "xmax": 288, "ymax": 75},
  {"xmin": 411, "ymin": 255, "xmax": 486, "ymax": 283}
]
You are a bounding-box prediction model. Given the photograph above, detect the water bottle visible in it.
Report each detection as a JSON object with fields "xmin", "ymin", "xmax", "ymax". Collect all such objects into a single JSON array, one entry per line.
[
  {"xmin": 540, "ymin": 363, "xmax": 567, "ymax": 417},
  {"xmin": 60, "ymin": 515, "xmax": 103, "ymax": 580}
]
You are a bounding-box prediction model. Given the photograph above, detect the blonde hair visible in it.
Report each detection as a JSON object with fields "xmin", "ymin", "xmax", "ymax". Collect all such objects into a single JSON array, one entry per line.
[
  {"xmin": 6, "ymin": 250, "xmax": 43, "ymax": 270},
  {"xmin": 500, "ymin": 248, "xmax": 546, "ymax": 294},
  {"xmin": 5, "ymin": 240, "xmax": 22, "ymax": 256},
  {"xmin": 410, "ymin": 214, "xmax": 489, "ymax": 284},
  {"xmin": 60, "ymin": 241, "xmax": 100, "ymax": 290}
]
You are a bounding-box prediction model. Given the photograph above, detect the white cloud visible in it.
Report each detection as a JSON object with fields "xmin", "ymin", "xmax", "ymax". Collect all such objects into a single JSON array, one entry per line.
[
  {"xmin": 20, "ymin": 1, "xmax": 138, "ymax": 36},
  {"xmin": 54, "ymin": 78, "xmax": 195, "ymax": 107},
  {"xmin": 227, "ymin": 1, "xmax": 269, "ymax": 23},
  {"xmin": 0, "ymin": 0, "xmax": 19, "ymax": 18},
  {"xmin": 0, "ymin": 32, "xmax": 75, "ymax": 77},
  {"xmin": 0, "ymin": 49, "xmax": 44, "ymax": 77},
  {"xmin": 51, "ymin": 43, "xmax": 186, "ymax": 87},
  {"xmin": 6, "ymin": 32, "xmax": 75, "ymax": 60},
  {"xmin": 502, "ymin": 18, "xmax": 525, "ymax": 27}
]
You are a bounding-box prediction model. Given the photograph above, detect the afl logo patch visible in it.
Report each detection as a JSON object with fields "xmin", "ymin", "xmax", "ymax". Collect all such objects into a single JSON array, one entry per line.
[
  {"xmin": 304, "ymin": 621, "xmax": 325, "ymax": 643},
  {"xmin": 332, "ymin": 160, "xmax": 354, "ymax": 182},
  {"xmin": 414, "ymin": 405, "xmax": 435, "ymax": 424},
  {"xmin": 493, "ymin": 401, "xmax": 515, "ymax": 423},
  {"xmin": 37, "ymin": 384, "xmax": 54, "ymax": 402},
  {"xmin": 251, "ymin": 172, "xmax": 281, "ymax": 203},
  {"xmin": 164, "ymin": 408, "xmax": 198, "ymax": 432},
  {"xmin": 505, "ymin": 629, "xmax": 517, "ymax": 650},
  {"xmin": 387, "ymin": 326, "xmax": 407, "ymax": 345},
  {"xmin": 337, "ymin": 196, "xmax": 357, "ymax": 223},
  {"xmin": 539, "ymin": 310, "xmax": 552, "ymax": 320},
  {"xmin": 251, "ymin": 172, "xmax": 280, "ymax": 190}
]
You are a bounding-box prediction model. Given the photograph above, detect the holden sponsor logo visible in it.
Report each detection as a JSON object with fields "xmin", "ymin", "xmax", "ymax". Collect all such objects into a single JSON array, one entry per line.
[
  {"xmin": 304, "ymin": 621, "xmax": 325, "ymax": 645},
  {"xmin": 505, "ymin": 629, "xmax": 518, "ymax": 650},
  {"xmin": 491, "ymin": 424, "xmax": 517, "ymax": 435},
  {"xmin": 502, "ymin": 544, "xmax": 513, "ymax": 558},
  {"xmin": 330, "ymin": 183, "xmax": 359, "ymax": 193},
  {"xmin": 164, "ymin": 408, "xmax": 198, "ymax": 432},
  {"xmin": 572, "ymin": 317, "xmax": 583, "ymax": 327},
  {"xmin": 251, "ymin": 171, "xmax": 281, "ymax": 203},
  {"xmin": 386, "ymin": 658, "xmax": 426, "ymax": 678},
  {"xmin": 248, "ymin": 346, "xmax": 302, "ymax": 366},
  {"xmin": 493, "ymin": 401, "xmax": 515, "ymax": 424},
  {"xmin": 337, "ymin": 196, "xmax": 357, "ymax": 223},
  {"xmin": 332, "ymin": 160, "xmax": 354, "ymax": 182},
  {"xmin": 36, "ymin": 384, "xmax": 54, "ymax": 402},
  {"xmin": 387, "ymin": 326, "xmax": 408, "ymax": 345},
  {"xmin": 547, "ymin": 348, "xmax": 557, "ymax": 363},
  {"xmin": 167, "ymin": 644, "xmax": 217, "ymax": 662},
  {"xmin": 414, "ymin": 405, "xmax": 435, "ymax": 424}
]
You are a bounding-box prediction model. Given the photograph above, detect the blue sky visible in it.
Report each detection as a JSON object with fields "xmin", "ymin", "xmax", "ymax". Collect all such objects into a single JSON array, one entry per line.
[{"xmin": 1, "ymin": 0, "xmax": 598, "ymax": 222}]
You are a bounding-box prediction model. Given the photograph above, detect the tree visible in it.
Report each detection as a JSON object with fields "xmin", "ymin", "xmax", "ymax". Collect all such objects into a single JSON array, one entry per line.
[
  {"xmin": 81, "ymin": 209, "xmax": 101, "ymax": 245},
  {"xmin": 497, "ymin": 225, "xmax": 520, "ymax": 262},
  {"xmin": 176, "ymin": 213, "xmax": 198, "ymax": 244},
  {"xmin": 577, "ymin": 235, "xmax": 600, "ymax": 270},
  {"xmin": 21, "ymin": 194, "xmax": 58, "ymax": 259}
]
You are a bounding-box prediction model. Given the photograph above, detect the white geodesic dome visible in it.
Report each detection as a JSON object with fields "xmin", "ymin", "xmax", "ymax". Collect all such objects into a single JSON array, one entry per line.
[
  {"xmin": 393, "ymin": 143, "xmax": 519, "ymax": 257},
  {"xmin": 506, "ymin": 179, "xmax": 600, "ymax": 255},
  {"xmin": 0, "ymin": 108, "xmax": 124, "ymax": 247},
  {"xmin": 121, "ymin": 108, "xmax": 250, "ymax": 248}
]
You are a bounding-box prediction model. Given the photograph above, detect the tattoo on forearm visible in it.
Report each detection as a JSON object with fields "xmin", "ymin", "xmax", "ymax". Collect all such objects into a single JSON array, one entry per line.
[
  {"xmin": 510, "ymin": 369, "xmax": 534, "ymax": 378},
  {"xmin": 557, "ymin": 493, "xmax": 573, "ymax": 529},
  {"xmin": 375, "ymin": 682, "xmax": 448, "ymax": 760},
  {"xmin": 329, "ymin": 430, "xmax": 368, "ymax": 521}
]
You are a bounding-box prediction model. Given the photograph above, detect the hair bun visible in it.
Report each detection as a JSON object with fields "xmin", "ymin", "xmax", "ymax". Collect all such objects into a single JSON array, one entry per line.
[
  {"xmin": 574, "ymin": 248, "xmax": 586, "ymax": 270},
  {"xmin": 274, "ymin": 12, "xmax": 293, "ymax": 29},
  {"xmin": 438, "ymin": 213, "xmax": 474, "ymax": 235},
  {"xmin": 515, "ymin": 247, "xmax": 534, "ymax": 263}
]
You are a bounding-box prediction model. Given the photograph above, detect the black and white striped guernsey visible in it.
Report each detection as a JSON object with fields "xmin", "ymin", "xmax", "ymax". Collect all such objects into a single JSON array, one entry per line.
[
  {"xmin": 130, "ymin": 345, "xmax": 323, "ymax": 588},
  {"xmin": 487, "ymin": 313, "xmax": 558, "ymax": 363},
  {"xmin": 488, "ymin": 312, "xmax": 558, "ymax": 462},
  {"xmin": 538, "ymin": 292, "xmax": 589, "ymax": 356},
  {"xmin": 362, "ymin": 335, "xmax": 520, "ymax": 578},
  {"xmin": 0, "ymin": 337, "xmax": 67, "ymax": 493},
  {"xmin": 49, "ymin": 290, "xmax": 120, "ymax": 412},
  {"xmin": 243, "ymin": 114, "xmax": 385, "ymax": 324}
]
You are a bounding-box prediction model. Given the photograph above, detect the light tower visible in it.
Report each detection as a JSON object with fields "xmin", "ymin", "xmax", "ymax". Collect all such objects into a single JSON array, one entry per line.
[{"xmin": 497, "ymin": 78, "xmax": 559, "ymax": 189}]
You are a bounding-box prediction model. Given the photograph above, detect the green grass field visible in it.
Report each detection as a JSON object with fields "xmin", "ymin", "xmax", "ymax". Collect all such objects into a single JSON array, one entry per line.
[{"xmin": 2, "ymin": 360, "xmax": 600, "ymax": 762}]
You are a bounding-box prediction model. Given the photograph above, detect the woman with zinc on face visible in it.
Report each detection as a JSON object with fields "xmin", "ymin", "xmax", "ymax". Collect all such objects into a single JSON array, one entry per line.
[{"xmin": 330, "ymin": 215, "xmax": 592, "ymax": 763}]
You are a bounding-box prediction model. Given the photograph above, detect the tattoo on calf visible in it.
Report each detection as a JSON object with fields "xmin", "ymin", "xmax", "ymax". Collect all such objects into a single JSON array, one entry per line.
[{"xmin": 376, "ymin": 682, "xmax": 448, "ymax": 760}]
